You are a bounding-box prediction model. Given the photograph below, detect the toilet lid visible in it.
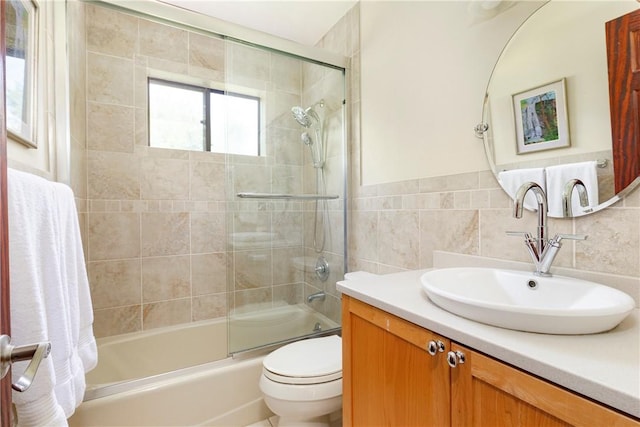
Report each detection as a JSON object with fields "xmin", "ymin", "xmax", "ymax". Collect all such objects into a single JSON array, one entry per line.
[{"xmin": 263, "ymin": 335, "xmax": 342, "ymax": 380}]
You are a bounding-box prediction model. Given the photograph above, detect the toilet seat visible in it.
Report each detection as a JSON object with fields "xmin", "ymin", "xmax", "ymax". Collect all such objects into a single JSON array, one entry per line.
[{"xmin": 263, "ymin": 335, "xmax": 342, "ymax": 386}]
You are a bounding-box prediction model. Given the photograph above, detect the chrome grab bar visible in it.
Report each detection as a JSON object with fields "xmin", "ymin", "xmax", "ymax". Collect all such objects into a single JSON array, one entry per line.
[{"xmin": 236, "ymin": 192, "xmax": 339, "ymax": 200}]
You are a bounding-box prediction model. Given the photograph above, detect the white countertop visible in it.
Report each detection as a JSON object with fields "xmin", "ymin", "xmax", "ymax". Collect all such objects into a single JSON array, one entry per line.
[{"xmin": 337, "ymin": 269, "xmax": 640, "ymax": 419}]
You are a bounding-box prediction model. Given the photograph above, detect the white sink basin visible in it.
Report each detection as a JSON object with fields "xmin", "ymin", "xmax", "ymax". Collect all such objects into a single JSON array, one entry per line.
[{"xmin": 420, "ymin": 267, "xmax": 636, "ymax": 334}]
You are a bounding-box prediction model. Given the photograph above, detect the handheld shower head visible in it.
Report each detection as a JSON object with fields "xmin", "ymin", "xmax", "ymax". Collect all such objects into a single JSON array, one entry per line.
[
  {"xmin": 301, "ymin": 132, "xmax": 313, "ymax": 146},
  {"xmin": 291, "ymin": 105, "xmax": 320, "ymax": 128}
]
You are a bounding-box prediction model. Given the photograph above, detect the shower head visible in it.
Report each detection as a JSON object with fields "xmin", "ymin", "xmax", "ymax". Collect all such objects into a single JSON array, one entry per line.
[{"xmin": 291, "ymin": 105, "xmax": 320, "ymax": 128}]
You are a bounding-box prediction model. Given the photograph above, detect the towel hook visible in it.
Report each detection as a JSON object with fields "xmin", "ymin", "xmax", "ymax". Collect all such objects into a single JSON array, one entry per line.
[
  {"xmin": 474, "ymin": 123, "xmax": 489, "ymax": 138},
  {"xmin": 0, "ymin": 335, "xmax": 51, "ymax": 392}
]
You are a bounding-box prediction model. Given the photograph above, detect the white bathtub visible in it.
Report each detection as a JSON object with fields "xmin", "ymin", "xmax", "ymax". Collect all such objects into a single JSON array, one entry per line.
[
  {"xmin": 69, "ymin": 356, "xmax": 271, "ymax": 426},
  {"xmin": 71, "ymin": 304, "xmax": 340, "ymax": 426},
  {"xmin": 85, "ymin": 318, "xmax": 228, "ymax": 386}
]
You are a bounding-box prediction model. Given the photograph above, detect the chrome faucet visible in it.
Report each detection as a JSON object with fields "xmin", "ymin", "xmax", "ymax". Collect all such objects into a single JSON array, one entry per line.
[
  {"xmin": 508, "ymin": 182, "xmax": 587, "ymax": 276},
  {"xmin": 307, "ymin": 291, "xmax": 326, "ymax": 303},
  {"xmin": 562, "ymin": 178, "xmax": 590, "ymax": 217}
]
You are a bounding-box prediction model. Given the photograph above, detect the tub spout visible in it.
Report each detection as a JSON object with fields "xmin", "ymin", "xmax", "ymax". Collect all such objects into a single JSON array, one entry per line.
[{"xmin": 307, "ymin": 291, "xmax": 326, "ymax": 303}]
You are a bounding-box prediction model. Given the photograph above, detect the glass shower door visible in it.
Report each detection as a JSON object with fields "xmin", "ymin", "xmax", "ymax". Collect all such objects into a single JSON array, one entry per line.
[{"xmin": 224, "ymin": 40, "xmax": 346, "ymax": 354}]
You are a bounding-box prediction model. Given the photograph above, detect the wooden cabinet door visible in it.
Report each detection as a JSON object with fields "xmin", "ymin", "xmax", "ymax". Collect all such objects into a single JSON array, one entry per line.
[
  {"xmin": 450, "ymin": 343, "xmax": 640, "ymax": 427},
  {"xmin": 342, "ymin": 296, "xmax": 450, "ymax": 427}
]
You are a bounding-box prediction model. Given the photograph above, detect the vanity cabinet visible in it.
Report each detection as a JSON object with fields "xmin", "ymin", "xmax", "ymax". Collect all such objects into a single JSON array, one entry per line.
[
  {"xmin": 342, "ymin": 295, "xmax": 451, "ymax": 426},
  {"xmin": 342, "ymin": 295, "xmax": 640, "ymax": 427}
]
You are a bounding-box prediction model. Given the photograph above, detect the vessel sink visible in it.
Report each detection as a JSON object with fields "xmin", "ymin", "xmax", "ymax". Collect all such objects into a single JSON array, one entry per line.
[{"xmin": 420, "ymin": 267, "xmax": 635, "ymax": 334}]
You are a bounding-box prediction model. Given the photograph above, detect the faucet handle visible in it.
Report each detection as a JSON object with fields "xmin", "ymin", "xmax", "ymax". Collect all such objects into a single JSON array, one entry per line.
[
  {"xmin": 506, "ymin": 231, "xmax": 533, "ymax": 240},
  {"xmin": 553, "ymin": 233, "xmax": 588, "ymax": 243}
]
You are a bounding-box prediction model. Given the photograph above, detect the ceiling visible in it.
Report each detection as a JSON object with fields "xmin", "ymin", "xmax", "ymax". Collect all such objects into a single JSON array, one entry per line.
[{"xmin": 159, "ymin": 0, "xmax": 358, "ymax": 46}]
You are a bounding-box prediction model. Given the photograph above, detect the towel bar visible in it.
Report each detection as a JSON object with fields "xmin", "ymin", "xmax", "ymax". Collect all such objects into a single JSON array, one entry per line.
[{"xmin": 236, "ymin": 192, "xmax": 339, "ymax": 200}]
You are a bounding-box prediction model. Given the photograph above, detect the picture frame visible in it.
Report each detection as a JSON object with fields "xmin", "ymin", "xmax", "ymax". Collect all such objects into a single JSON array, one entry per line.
[{"xmin": 513, "ymin": 78, "xmax": 569, "ymax": 154}]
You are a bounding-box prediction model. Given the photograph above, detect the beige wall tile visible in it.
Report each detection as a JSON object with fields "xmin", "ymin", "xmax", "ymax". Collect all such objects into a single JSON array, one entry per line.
[
  {"xmin": 191, "ymin": 161, "xmax": 226, "ymax": 201},
  {"xmin": 87, "ymin": 103, "xmax": 135, "ymax": 152},
  {"xmin": 89, "ymin": 212, "xmax": 140, "ymax": 261},
  {"xmin": 89, "ymin": 259, "xmax": 141, "ymax": 309},
  {"xmin": 140, "ymin": 158, "xmax": 190, "ymax": 200},
  {"xmin": 227, "ymin": 43, "xmax": 270, "ymax": 87},
  {"xmin": 142, "ymin": 256, "xmax": 191, "ymax": 302},
  {"xmin": 138, "ymin": 19, "xmax": 188, "ymax": 63},
  {"xmin": 576, "ymin": 208, "xmax": 640, "ymax": 276},
  {"xmin": 192, "ymin": 253, "xmax": 227, "ymax": 296},
  {"xmin": 191, "ymin": 212, "xmax": 225, "ymax": 253},
  {"xmin": 378, "ymin": 210, "xmax": 420, "ymax": 270},
  {"xmin": 143, "ymin": 298, "xmax": 191, "ymax": 329},
  {"xmin": 88, "ymin": 151, "xmax": 140, "ymax": 200},
  {"xmin": 419, "ymin": 210, "xmax": 479, "ymax": 268},
  {"xmin": 87, "ymin": 53, "xmax": 134, "ymax": 105},
  {"xmin": 86, "ymin": 4, "xmax": 137, "ymax": 58},
  {"xmin": 141, "ymin": 212, "xmax": 190, "ymax": 256},
  {"xmin": 189, "ymin": 32, "xmax": 225, "ymax": 73},
  {"xmin": 192, "ymin": 293, "xmax": 227, "ymax": 322},
  {"xmin": 232, "ymin": 288, "xmax": 272, "ymax": 311},
  {"xmin": 348, "ymin": 210, "xmax": 378, "ymax": 262},
  {"xmin": 231, "ymin": 163, "xmax": 271, "ymax": 195},
  {"xmin": 272, "ymin": 211, "xmax": 303, "ymax": 248},
  {"xmin": 272, "ymin": 248, "xmax": 305, "ymax": 285},
  {"xmin": 93, "ymin": 305, "xmax": 141, "ymax": 338},
  {"xmin": 135, "ymin": 108, "xmax": 148, "ymax": 147},
  {"xmin": 191, "ymin": 252, "xmax": 228, "ymax": 295},
  {"xmin": 272, "ymin": 165, "xmax": 303, "ymax": 195},
  {"xmin": 271, "ymin": 54, "xmax": 301, "ymax": 93},
  {"xmin": 273, "ymin": 283, "xmax": 304, "ymax": 305},
  {"xmin": 270, "ymin": 127, "xmax": 303, "ymax": 166},
  {"xmin": 234, "ymin": 250, "xmax": 272, "ymax": 289}
]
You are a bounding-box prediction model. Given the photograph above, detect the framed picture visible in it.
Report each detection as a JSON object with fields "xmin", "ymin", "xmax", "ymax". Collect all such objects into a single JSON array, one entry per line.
[{"xmin": 513, "ymin": 79, "xmax": 569, "ymax": 154}]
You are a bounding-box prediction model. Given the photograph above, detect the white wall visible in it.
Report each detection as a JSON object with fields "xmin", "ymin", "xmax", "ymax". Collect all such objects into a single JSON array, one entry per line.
[{"xmin": 360, "ymin": 1, "xmax": 542, "ymax": 185}]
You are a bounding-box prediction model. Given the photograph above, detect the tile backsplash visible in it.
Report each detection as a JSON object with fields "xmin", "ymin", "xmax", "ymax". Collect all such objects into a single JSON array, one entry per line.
[{"xmin": 335, "ymin": 4, "xmax": 639, "ymax": 307}]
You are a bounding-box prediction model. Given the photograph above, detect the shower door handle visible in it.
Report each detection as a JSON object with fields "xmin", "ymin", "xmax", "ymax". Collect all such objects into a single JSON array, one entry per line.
[{"xmin": 0, "ymin": 335, "xmax": 51, "ymax": 392}]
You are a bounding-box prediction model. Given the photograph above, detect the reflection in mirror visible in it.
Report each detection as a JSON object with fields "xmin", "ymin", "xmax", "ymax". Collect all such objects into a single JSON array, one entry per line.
[
  {"xmin": 5, "ymin": 0, "xmax": 38, "ymax": 148},
  {"xmin": 481, "ymin": 0, "xmax": 639, "ymax": 218}
]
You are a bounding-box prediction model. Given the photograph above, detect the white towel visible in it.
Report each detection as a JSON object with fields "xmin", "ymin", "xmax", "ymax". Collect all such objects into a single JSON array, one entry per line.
[
  {"xmin": 545, "ymin": 161, "xmax": 599, "ymax": 217},
  {"xmin": 8, "ymin": 169, "xmax": 97, "ymax": 426},
  {"xmin": 497, "ymin": 168, "xmax": 546, "ymax": 211},
  {"xmin": 9, "ymin": 169, "xmax": 67, "ymax": 426}
]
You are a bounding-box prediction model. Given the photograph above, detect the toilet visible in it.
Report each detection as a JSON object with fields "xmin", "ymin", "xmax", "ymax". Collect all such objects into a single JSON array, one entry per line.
[{"xmin": 259, "ymin": 335, "xmax": 342, "ymax": 427}]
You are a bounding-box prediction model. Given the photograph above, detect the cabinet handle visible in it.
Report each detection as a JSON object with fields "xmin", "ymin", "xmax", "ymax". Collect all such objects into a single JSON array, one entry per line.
[
  {"xmin": 427, "ymin": 340, "xmax": 445, "ymax": 356},
  {"xmin": 447, "ymin": 350, "xmax": 465, "ymax": 368}
]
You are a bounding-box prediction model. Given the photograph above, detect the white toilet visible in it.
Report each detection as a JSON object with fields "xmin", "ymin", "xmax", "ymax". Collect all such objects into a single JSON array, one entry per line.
[{"xmin": 259, "ymin": 335, "xmax": 342, "ymax": 427}]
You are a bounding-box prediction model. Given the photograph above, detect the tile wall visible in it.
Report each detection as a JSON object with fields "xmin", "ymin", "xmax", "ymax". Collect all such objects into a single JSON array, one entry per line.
[
  {"xmin": 74, "ymin": 3, "xmax": 347, "ymax": 339},
  {"xmin": 327, "ymin": 4, "xmax": 640, "ymax": 299}
]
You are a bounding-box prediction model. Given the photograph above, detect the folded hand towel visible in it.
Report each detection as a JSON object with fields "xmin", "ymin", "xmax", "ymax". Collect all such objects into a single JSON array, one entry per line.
[
  {"xmin": 545, "ymin": 161, "xmax": 599, "ymax": 217},
  {"xmin": 497, "ymin": 168, "xmax": 546, "ymax": 211}
]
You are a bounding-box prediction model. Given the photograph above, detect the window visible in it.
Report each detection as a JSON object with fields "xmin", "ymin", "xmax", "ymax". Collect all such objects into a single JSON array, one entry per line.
[
  {"xmin": 148, "ymin": 78, "xmax": 260, "ymax": 156},
  {"xmin": 6, "ymin": 0, "xmax": 38, "ymax": 147}
]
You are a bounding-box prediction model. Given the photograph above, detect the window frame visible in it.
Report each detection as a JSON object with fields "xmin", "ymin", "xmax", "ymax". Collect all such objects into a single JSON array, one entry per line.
[{"xmin": 147, "ymin": 77, "xmax": 262, "ymax": 156}]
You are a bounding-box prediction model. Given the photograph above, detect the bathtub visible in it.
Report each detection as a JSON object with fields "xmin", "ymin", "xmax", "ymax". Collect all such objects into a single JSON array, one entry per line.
[
  {"xmin": 70, "ymin": 304, "xmax": 339, "ymax": 426},
  {"xmin": 85, "ymin": 318, "xmax": 229, "ymax": 386}
]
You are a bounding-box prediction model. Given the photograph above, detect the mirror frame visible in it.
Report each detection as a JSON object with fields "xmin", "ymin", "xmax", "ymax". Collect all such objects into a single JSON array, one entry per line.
[{"xmin": 480, "ymin": 0, "xmax": 640, "ymax": 218}]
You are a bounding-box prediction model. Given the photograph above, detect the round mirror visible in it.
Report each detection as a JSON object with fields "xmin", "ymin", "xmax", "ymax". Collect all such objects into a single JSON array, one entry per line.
[{"xmin": 481, "ymin": 0, "xmax": 639, "ymax": 218}]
